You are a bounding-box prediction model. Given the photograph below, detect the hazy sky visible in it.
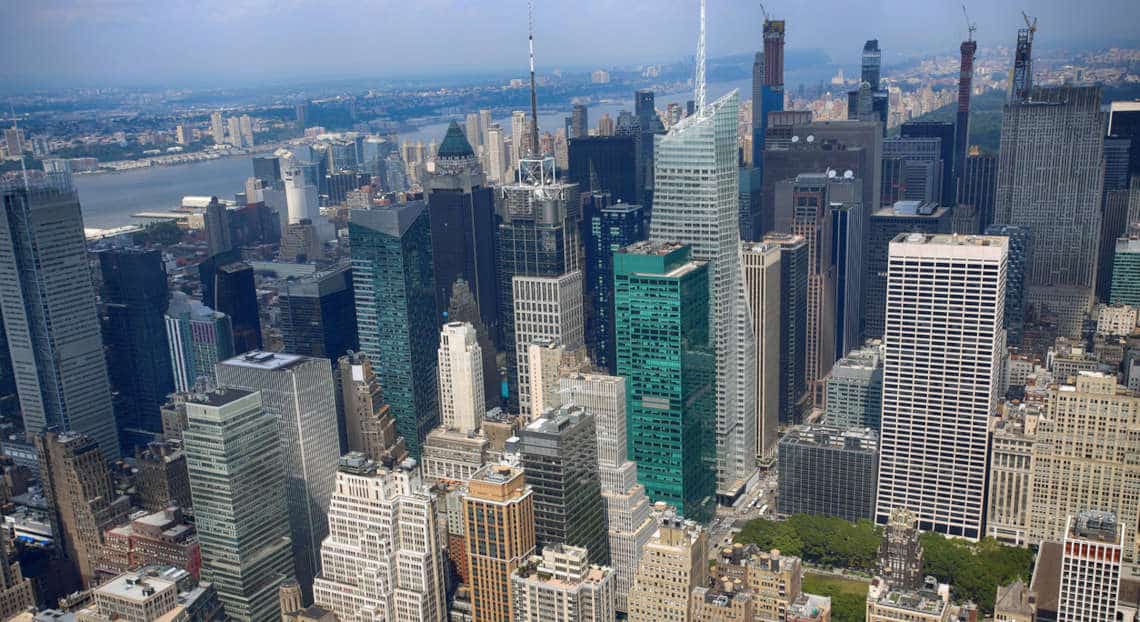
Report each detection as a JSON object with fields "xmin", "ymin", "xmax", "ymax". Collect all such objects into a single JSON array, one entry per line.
[{"xmin": 3, "ymin": 0, "xmax": 1138, "ymax": 88}]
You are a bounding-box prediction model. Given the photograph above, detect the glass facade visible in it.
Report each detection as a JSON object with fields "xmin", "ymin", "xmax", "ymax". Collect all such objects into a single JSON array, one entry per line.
[
  {"xmin": 615, "ymin": 242, "xmax": 715, "ymax": 522},
  {"xmin": 350, "ymin": 203, "xmax": 440, "ymax": 457},
  {"xmin": 279, "ymin": 265, "xmax": 358, "ymax": 361},
  {"xmin": 777, "ymin": 424, "xmax": 878, "ymax": 522},
  {"xmin": 586, "ymin": 198, "xmax": 646, "ymax": 374}
]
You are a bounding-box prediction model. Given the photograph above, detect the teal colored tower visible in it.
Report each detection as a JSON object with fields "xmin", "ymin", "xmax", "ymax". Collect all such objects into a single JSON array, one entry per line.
[
  {"xmin": 1111, "ymin": 236, "xmax": 1140, "ymax": 307},
  {"xmin": 349, "ymin": 202, "xmax": 439, "ymax": 457},
  {"xmin": 614, "ymin": 241, "xmax": 715, "ymax": 523}
]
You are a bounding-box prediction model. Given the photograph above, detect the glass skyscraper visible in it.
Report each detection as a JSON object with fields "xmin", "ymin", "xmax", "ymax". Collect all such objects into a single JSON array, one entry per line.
[
  {"xmin": 650, "ymin": 90, "xmax": 756, "ymax": 499},
  {"xmin": 586, "ymin": 198, "xmax": 646, "ymax": 373},
  {"xmin": 350, "ymin": 202, "xmax": 439, "ymax": 456},
  {"xmin": 567, "ymin": 136, "xmax": 638, "ymax": 204},
  {"xmin": 615, "ymin": 241, "xmax": 715, "ymax": 522},
  {"xmin": 0, "ymin": 175, "xmax": 119, "ymax": 460},
  {"xmin": 279, "ymin": 264, "xmax": 358, "ymax": 361},
  {"xmin": 165, "ymin": 293, "xmax": 235, "ymax": 393}
]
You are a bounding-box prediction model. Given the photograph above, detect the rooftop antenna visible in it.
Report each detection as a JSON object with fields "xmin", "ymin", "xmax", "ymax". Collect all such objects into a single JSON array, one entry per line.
[
  {"xmin": 9, "ymin": 103, "xmax": 28, "ymax": 191},
  {"xmin": 695, "ymin": 0, "xmax": 707, "ymax": 113},
  {"xmin": 527, "ymin": 0, "xmax": 541, "ymax": 156},
  {"xmin": 962, "ymin": 3, "xmax": 976, "ymax": 41}
]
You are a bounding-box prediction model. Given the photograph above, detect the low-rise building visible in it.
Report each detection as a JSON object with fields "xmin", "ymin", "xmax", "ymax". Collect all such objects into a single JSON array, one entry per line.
[
  {"xmin": 865, "ymin": 577, "xmax": 951, "ymax": 622},
  {"xmin": 1097, "ymin": 303, "xmax": 1138, "ymax": 336},
  {"xmin": 510, "ymin": 545, "xmax": 615, "ymax": 622},
  {"xmin": 690, "ymin": 580, "xmax": 753, "ymax": 622},
  {"xmin": 986, "ymin": 404, "xmax": 1039, "ymax": 546},
  {"xmin": 99, "ymin": 507, "xmax": 200, "ymax": 580},
  {"xmin": 74, "ymin": 566, "xmax": 220, "ymax": 622},
  {"xmin": 421, "ymin": 427, "xmax": 489, "ymax": 484}
]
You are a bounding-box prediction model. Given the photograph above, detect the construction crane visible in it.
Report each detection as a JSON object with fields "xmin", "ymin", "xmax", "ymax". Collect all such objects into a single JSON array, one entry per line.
[
  {"xmin": 759, "ymin": 2, "xmax": 770, "ymax": 22},
  {"xmin": 1021, "ymin": 10, "xmax": 1037, "ymax": 38},
  {"xmin": 961, "ymin": 4, "xmax": 976, "ymax": 41}
]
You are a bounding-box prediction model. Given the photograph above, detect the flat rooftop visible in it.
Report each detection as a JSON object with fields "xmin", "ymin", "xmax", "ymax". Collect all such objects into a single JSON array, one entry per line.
[
  {"xmin": 96, "ymin": 572, "xmax": 175, "ymax": 602},
  {"xmin": 185, "ymin": 386, "xmax": 255, "ymax": 407},
  {"xmin": 220, "ymin": 350, "xmax": 306, "ymax": 371},
  {"xmin": 622, "ymin": 240, "xmax": 686, "ymax": 256}
]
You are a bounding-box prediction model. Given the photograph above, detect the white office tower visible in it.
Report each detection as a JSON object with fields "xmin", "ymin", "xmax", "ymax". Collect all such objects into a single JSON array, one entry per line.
[
  {"xmin": 561, "ymin": 372, "xmax": 655, "ymax": 613},
  {"xmin": 511, "ymin": 111, "xmax": 529, "ymax": 164},
  {"xmin": 216, "ymin": 352, "xmax": 341, "ymax": 599},
  {"xmin": 512, "ymin": 271, "xmax": 585, "ymax": 421},
  {"xmin": 313, "ymin": 453, "xmax": 447, "ymax": 622},
  {"xmin": 465, "ymin": 112, "xmax": 482, "ymax": 152},
  {"xmin": 510, "ymin": 544, "xmax": 616, "ymax": 622},
  {"xmin": 280, "ymin": 150, "xmax": 331, "ymax": 241},
  {"xmin": 486, "ymin": 124, "xmax": 506, "ymax": 183},
  {"xmin": 649, "ymin": 88, "xmax": 757, "ymax": 498},
  {"xmin": 438, "ymin": 322, "xmax": 485, "ymax": 434},
  {"xmin": 1059, "ymin": 511, "xmax": 1123, "ymax": 622},
  {"xmin": 183, "ymin": 387, "xmax": 294, "ymax": 622},
  {"xmin": 875, "ymin": 233, "xmax": 1007, "ymax": 540},
  {"xmin": 742, "ymin": 241, "xmax": 781, "ymax": 463}
]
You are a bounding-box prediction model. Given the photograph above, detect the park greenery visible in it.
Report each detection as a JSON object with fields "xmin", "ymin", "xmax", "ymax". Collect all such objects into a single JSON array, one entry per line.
[
  {"xmin": 735, "ymin": 514, "xmax": 1035, "ymax": 614},
  {"xmin": 802, "ymin": 573, "xmax": 867, "ymax": 622}
]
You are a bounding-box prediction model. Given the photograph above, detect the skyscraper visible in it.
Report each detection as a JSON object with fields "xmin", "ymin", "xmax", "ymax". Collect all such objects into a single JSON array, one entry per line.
[
  {"xmin": 985, "ymin": 224, "xmax": 1031, "ymax": 346},
  {"xmin": 98, "ymin": 247, "xmax": 174, "ymax": 450},
  {"xmin": 519, "ymin": 405, "xmax": 609, "ymax": 565},
  {"xmin": 995, "ymin": 85, "xmax": 1105, "ymax": 337},
  {"xmin": 741, "ymin": 241, "xmax": 781, "ymax": 463},
  {"xmin": 216, "ymin": 352, "xmax": 340, "ymax": 599},
  {"xmin": 36, "ymin": 430, "xmax": 130, "ymax": 587},
  {"xmin": 824, "ymin": 343, "xmax": 884, "ymax": 429},
  {"xmin": 1059, "ymin": 511, "xmax": 1123, "ymax": 622},
  {"xmin": 634, "ymin": 89, "xmax": 666, "ymax": 207},
  {"xmin": 512, "ymin": 271, "xmax": 584, "ymax": 421},
  {"xmin": 961, "ymin": 149, "xmax": 997, "ymax": 229},
  {"xmin": 465, "ymin": 112, "xmax": 482, "ymax": 151},
  {"xmin": 1009, "ymin": 20, "xmax": 1036, "ymax": 103},
  {"xmin": 847, "ymin": 40, "xmax": 889, "ymax": 133},
  {"xmin": 425, "ymin": 122, "xmax": 497, "ymax": 330},
  {"xmin": 567, "ymin": 136, "xmax": 638, "ymax": 204},
  {"xmin": 626, "ymin": 512, "xmax": 708, "ymax": 622},
  {"xmin": 751, "ymin": 18, "xmax": 786, "ymax": 166},
  {"xmin": 614, "ymin": 242, "xmax": 715, "ymax": 522},
  {"xmin": 438, "ymin": 322, "xmax": 485, "ymax": 434},
  {"xmin": 199, "ymin": 254, "xmax": 262, "ymax": 355},
  {"xmin": 763, "ymin": 233, "xmax": 809, "ymax": 425},
  {"xmin": 875, "ymin": 233, "xmax": 1006, "ymax": 540},
  {"xmin": 463, "ymin": 465, "xmax": 536, "ymax": 622},
  {"xmin": 337, "ymin": 352, "xmax": 409, "ymax": 464},
  {"xmin": 559, "ymin": 372, "xmax": 655, "ymax": 613},
  {"xmin": 209, "ymin": 111, "xmax": 225, "ymax": 145},
  {"xmin": 585, "ymin": 200, "xmax": 647, "ymax": 373},
  {"xmin": 312, "ymin": 453, "xmax": 446, "ymax": 622},
  {"xmin": 954, "ymin": 32, "xmax": 978, "ymax": 203},
  {"xmin": 0, "ymin": 175, "xmax": 119, "ymax": 460},
  {"xmin": 350, "ymin": 202, "xmax": 439, "ymax": 456},
  {"xmin": 777, "ymin": 424, "xmax": 878, "ymax": 522},
  {"xmin": 279, "ymin": 264, "xmax": 358, "ymax": 361},
  {"xmin": 650, "ymin": 88, "xmax": 756, "ymax": 500},
  {"xmin": 447, "ymin": 279, "xmax": 501, "ymax": 407},
  {"xmin": 900, "ymin": 122, "xmax": 956, "ymax": 207},
  {"xmin": 571, "ymin": 104, "xmax": 589, "ymax": 139},
  {"xmin": 164, "ymin": 293, "xmax": 234, "ymax": 393},
  {"xmin": 183, "ymin": 387, "xmax": 295, "ymax": 622},
  {"xmin": 1112, "ymin": 234, "xmax": 1140, "ymax": 306},
  {"xmin": 881, "ymin": 137, "xmax": 943, "ymax": 206}
]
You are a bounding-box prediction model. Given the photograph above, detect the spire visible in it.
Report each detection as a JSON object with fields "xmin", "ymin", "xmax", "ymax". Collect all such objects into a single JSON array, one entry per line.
[
  {"xmin": 694, "ymin": 0, "xmax": 707, "ymax": 112},
  {"xmin": 528, "ymin": 0, "xmax": 541, "ymax": 155}
]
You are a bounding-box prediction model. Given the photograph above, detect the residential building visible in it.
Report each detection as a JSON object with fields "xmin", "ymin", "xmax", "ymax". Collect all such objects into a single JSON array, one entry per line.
[
  {"xmin": 183, "ymin": 387, "xmax": 294, "ymax": 622},
  {"xmin": 98, "ymin": 248, "xmax": 174, "ymax": 451},
  {"xmin": 995, "ymin": 86, "xmax": 1105, "ymax": 337},
  {"xmin": 763, "ymin": 233, "xmax": 809, "ymax": 425},
  {"xmin": 279, "ymin": 265, "xmax": 358, "ymax": 361},
  {"xmin": 626, "ymin": 512, "xmax": 708, "ymax": 622},
  {"xmin": 312, "ymin": 453, "xmax": 446, "ymax": 622},
  {"xmin": 165, "ymin": 293, "xmax": 234, "ymax": 393},
  {"xmin": 1059, "ymin": 510, "xmax": 1123, "ymax": 622},
  {"xmin": 1097, "ymin": 304, "xmax": 1137, "ymax": 336},
  {"xmin": 336, "ymin": 352, "xmax": 409, "ymax": 464},
  {"xmin": 510, "ymin": 545, "xmax": 615, "ymax": 622},
  {"xmin": 0, "ymin": 175, "xmax": 119, "ymax": 460},
  {"xmin": 742, "ymin": 241, "xmax": 781, "ymax": 462},
  {"xmin": 777, "ymin": 424, "xmax": 878, "ymax": 522},
  {"xmin": 350, "ymin": 201, "xmax": 440, "ymax": 456},
  {"xmin": 438, "ymin": 322, "xmax": 485, "ymax": 434},
  {"xmin": 462, "ymin": 465, "xmax": 536, "ymax": 622},
  {"xmin": 424, "ymin": 122, "xmax": 497, "ymax": 330},
  {"xmin": 512, "ymin": 271, "xmax": 584, "ymax": 421},
  {"xmin": 863, "ymin": 201, "xmax": 953, "ymax": 339},
  {"xmin": 560, "ymin": 372, "xmax": 655, "ymax": 613},
  {"xmin": 614, "ymin": 242, "xmax": 716, "ymax": 522},
  {"xmin": 824, "ymin": 342, "xmax": 883, "ymax": 429},
  {"xmin": 1028, "ymin": 372, "xmax": 1140, "ymax": 563},
  {"xmin": 875, "ymin": 233, "xmax": 1006, "ymax": 540},
  {"xmin": 650, "ymin": 90, "xmax": 757, "ymax": 500},
  {"xmin": 519, "ymin": 405, "xmax": 609, "ymax": 565},
  {"xmin": 36, "ymin": 431, "xmax": 130, "ymax": 587},
  {"xmin": 216, "ymin": 352, "xmax": 340, "ymax": 599}
]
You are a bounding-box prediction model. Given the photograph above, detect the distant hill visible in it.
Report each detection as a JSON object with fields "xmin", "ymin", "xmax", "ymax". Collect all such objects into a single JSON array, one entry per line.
[{"xmin": 902, "ymin": 83, "xmax": 1140, "ymax": 154}]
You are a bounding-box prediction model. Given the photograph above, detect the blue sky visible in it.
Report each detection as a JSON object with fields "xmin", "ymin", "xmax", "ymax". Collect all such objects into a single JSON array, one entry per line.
[{"xmin": 3, "ymin": 0, "xmax": 1138, "ymax": 88}]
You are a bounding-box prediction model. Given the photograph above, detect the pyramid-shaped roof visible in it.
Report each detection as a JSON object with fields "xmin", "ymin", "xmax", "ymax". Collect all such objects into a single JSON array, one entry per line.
[{"xmin": 437, "ymin": 121, "xmax": 474, "ymax": 158}]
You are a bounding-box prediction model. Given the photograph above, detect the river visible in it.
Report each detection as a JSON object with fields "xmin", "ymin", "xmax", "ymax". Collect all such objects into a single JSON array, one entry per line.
[{"xmin": 73, "ymin": 78, "xmax": 758, "ymax": 229}]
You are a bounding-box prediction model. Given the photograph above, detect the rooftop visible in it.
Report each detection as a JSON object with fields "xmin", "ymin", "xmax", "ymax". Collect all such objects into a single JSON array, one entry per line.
[
  {"xmin": 779, "ymin": 424, "xmax": 878, "ymax": 451},
  {"xmin": 874, "ymin": 200, "xmax": 947, "ymax": 218},
  {"xmin": 622, "ymin": 240, "xmax": 687, "ymax": 256},
  {"xmin": 221, "ymin": 350, "xmax": 307, "ymax": 371},
  {"xmin": 95, "ymin": 571, "xmax": 176, "ymax": 602},
  {"xmin": 185, "ymin": 386, "xmax": 255, "ymax": 407},
  {"xmin": 1069, "ymin": 510, "xmax": 1120, "ymax": 543}
]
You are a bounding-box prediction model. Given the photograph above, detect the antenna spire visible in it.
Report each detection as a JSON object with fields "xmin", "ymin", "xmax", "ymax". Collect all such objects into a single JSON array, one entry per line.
[
  {"xmin": 695, "ymin": 0, "xmax": 707, "ymax": 112},
  {"xmin": 9, "ymin": 103, "xmax": 28, "ymax": 192},
  {"xmin": 527, "ymin": 0, "xmax": 541, "ymax": 156}
]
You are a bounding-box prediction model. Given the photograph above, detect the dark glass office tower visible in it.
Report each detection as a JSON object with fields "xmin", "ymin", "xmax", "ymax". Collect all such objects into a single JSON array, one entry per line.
[
  {"xmin": 425, "ymin": 122, "xmax": 497, "ymax": 331},
  {"xmin": 350, "ymin": 202, "xmax": 439, "ymax": 457},
  {"xmin": 777, "ymin": 424, "xmax": 878, "ymax": 522},
  {"xmin": 519, "ymin": 405, "xmax": 610, "ymax": 565},
  {"xmin": 252, "ymin": 156, "xmax": 282, "ymax": 188},
  {"xmin": 279, "ymin": 264, "xmax": 358, "ymax": 361},
  {"xmin": 1098, "ymin": 137, "xmax": 1134, "ymax": 301},
  {"xmin": 571, "ymin": 104, "xmax": 589, "ymax": 139},
  {"xmin": 847, "ymin": 40, "xmax": 889, "ymax": 134},
  {"xmin": 985, "ymin": 224, "xmax": 1030, "ymax": 347},
  {"xmin": 0, "ymin": 175, "xmax": 119, "ymax": 460},
  {"xmin": 585, "ymin": 199, "xmax": 646, "ymax": 373},
  {"xmin": 99, "ymin": 248, "xmax": 174, "ymax": 452},
  {"xmin": 567, "ymin": 136, "xmax": 638, "ymax": 204},
  {"xmin": 200, "ymin": 251, "xmax": 262, "ymax": 355},
  {"xmin": 634, "ymin": 89, "xmax": 666, "ymax": 208},
  {"xmin": 762, "ymin": 233, "xmax": 809, "ymax": 425},
  {"xmin": 900, "ymin": 122, "xmax": 956, "ymax": 207},
  {"xmin": 960, "ymin": 150, "xmax": 997, "ymax": 229}
]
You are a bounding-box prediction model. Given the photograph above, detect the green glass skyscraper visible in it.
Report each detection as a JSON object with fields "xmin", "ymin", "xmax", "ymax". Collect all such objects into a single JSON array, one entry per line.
[
  {"xmin": 614, "ymin": 241, "xmax": 715, "ymax": 523},
  {"xmin": 350, "ymin": 202, "xmax": 439, "ymax": 457}
]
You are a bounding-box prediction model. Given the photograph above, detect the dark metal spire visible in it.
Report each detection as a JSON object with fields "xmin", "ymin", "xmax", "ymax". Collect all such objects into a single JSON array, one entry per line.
[{"xmin": 528, "ymin": 0, "xmax": 541, "ymax": 155}]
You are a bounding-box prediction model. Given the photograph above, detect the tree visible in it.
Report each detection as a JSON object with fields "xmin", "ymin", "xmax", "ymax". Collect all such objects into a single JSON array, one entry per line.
[{"xmin": 142, "ymin": 220, "xmax": 184, "ymax": 247}]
